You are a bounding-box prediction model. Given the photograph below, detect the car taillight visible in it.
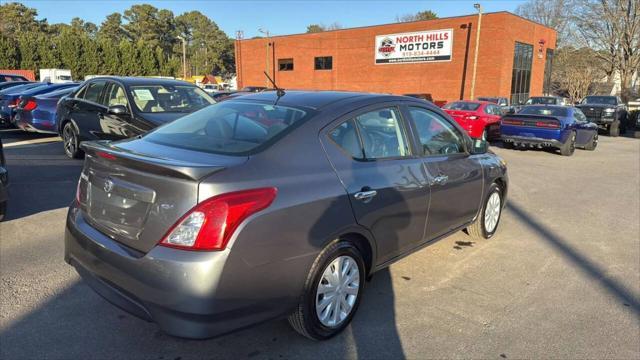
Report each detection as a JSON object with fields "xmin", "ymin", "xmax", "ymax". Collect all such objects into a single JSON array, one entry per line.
[
  {"xmin": 160, "ymin": 187, "xmax": 277, "ymax": 251},
  {"xmin": 23, "ymin": 99, "xmax": 37, "ymax": 111},
  {"xmin": 502, "ymin": 119, "xmax": 523, "ymax": 125},
  {"xmin": 535, "ymin": 121, "xmax": 560, "ymax": 128}
]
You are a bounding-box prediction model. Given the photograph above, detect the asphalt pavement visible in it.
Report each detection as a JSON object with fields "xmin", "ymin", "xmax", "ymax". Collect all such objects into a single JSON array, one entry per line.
[{"xmin": 1, "ymin": 128, "xmax": 639, "ymax": 359}]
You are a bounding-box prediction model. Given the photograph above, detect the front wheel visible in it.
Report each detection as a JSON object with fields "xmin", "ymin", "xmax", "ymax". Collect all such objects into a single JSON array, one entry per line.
[
  {"xmin": 609, "ymin": 121, "xmax": 620, "ymax": 137},
  {"xmin": 62, "ymin": 122, "xmax": 83, "ymax": 159},
  {"xmin": 0, "ymin": 201, "xmax": 6, "ymax": 221},
  {"xmin": 584, "ymin": 133, "xmax": 598, "ymax": 151},
  {"xmin": 466, "ymin": 183, "xmax": 503, "ymax": 240},
  {"xmin": 288, "ymin": 241, "xmax": 365, "ymax": 340}
]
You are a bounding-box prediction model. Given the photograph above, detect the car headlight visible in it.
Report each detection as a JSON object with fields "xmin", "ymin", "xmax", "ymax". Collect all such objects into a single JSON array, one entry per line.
[{"xmin": 603, "ymin": 108, "xmax": 615, "ymax": 114}]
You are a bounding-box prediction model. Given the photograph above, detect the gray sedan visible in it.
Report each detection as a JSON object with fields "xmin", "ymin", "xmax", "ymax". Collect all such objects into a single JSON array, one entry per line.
[{"xmin": 64, "ymin": 91, "xmax": 508, "ymax": 340}]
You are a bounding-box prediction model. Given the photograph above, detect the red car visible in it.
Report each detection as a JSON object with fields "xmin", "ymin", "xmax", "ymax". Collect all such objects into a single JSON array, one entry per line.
[{"xmin": 442, "ymin": 100, "xmax": 502, "ymax": 140}]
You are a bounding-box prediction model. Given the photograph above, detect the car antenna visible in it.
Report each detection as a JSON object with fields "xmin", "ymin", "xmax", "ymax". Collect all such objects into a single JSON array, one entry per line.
[{"xmin": 263, "ymin": 71, "xmax": 285, "ymax": 100}]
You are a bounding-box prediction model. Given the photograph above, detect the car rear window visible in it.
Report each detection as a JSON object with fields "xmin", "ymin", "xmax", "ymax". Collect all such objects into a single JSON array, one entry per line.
[
  {"xmin": 144, "ymin": 101, "xmax": 310, "ymax": 155},
  {"xmin": 443, "ymin": 101, "xmax": 481, "ymax": 111},
  {"xmin": 519, "ymin": 106, "xmax": 568, "ymax": 117}
]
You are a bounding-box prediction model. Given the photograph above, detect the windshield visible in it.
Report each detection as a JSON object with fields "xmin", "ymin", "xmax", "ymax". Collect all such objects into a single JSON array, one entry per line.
[
  {"xmin": 40, "ymin": 86, "xmax": 78, "ymax": 98},
  {"xmin": 144, "ymin": 101, "xmax": 311, "ymax": 155},
  {"xmin": 526, "ymin": 97, "xmax": 557, "ymax": 105},
  {"xmin": 129, "ymin": 85, "xmax": 215, "ymax": 113},
  {"xmin": 57, "ymin": 75, "xmax": 72, "ymax": 81},
  {"xmin": 519, "ymin": 106, "xmax": 568, "ymax": 117},
  {"xmin": 443, "ymin": 101, "xmax": 481, "ymax": 111},
  {"xmin": 582, "ymin": 96, "xmax": 617, "ymax": 105}
]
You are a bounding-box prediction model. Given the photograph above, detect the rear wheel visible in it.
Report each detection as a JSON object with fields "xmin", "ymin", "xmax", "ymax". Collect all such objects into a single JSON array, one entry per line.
[
  {"xmin": 560, "ymin": 131, "xmax": 576, "ymax": 156},
  {"xmin": 0, "ymin": 201, "xmax": 6, "ymax": 221},
  {"xmin": 609, "ymin": 121, "xmax": 620, "ymax": 137},
  {"xmin": 466, "ymin": 183, "xmax": 503, "ymax": 240},
  {"xmin": 288, "ymin": 240, "xmax": 365, "ymax": 340},
  {"xmin": 62, "ymin": 122, "xmax": 83, "ymax": 159},
  {"xmin": 584, "ymin": 133, "xmax": 598, "ymax": 151},
  {"xmin": 502, "ymin": 141, "xmax": 514, "ymax": 149}
]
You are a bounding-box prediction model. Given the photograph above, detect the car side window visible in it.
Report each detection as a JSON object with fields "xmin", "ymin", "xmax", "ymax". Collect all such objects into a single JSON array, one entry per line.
[
  {"xmin": 353, "ymin": 107, "xmax": 410, "ymax": 159},
  {"xmin": 408, "ymin": 107, "xmax": 466, "ymax": 156},
  {"xmin": 105, "ymin": 83, "xmax": 128, "ymax": 108},
  {"xmin": 329, "ymin": 119, "xmax": 364, "ymax": 160},
  {"xmin": 574, "ymin": 109, "xmax": 587, "ymax": 122},
  {"xmin": 82, "ymin": 81, "xmax": 106, "ymax": 104}
]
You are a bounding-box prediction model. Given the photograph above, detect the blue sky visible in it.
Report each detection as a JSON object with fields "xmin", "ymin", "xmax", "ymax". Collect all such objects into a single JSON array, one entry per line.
[{"xmin": 21, "ymin": 0, "xmax": 525, "ymax": 38}]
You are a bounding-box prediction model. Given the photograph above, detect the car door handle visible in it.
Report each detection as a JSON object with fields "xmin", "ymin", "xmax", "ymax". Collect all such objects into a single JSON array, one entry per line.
[
  {"xmin": 432, "ymin": 175, "xmax": 448, "ymax": 186},
  {"xmin": 354, "ymin": 190, "xmax": 377, "ymax": 201}
]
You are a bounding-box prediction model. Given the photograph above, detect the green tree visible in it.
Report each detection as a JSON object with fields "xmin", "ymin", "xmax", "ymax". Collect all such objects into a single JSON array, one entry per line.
[
  {"xmin": 118, "ymin": 39, "xmax": 139, "ymax": 75},
  {"xmin": 98, "ymin": 13, "xmax": 126, "ymax": 42},
  {"xmin": 395, "ymin": 10, "xmax": 438, "ymax": 22},
  {"xmin": 137, "ymin": 41, "xmax": 158, "ymax": 75},
  {"xmin": 0, "ymin": 2, "xmax": 42, "ymax": 37},
  {"xmin": 123, "ymin": 4, "xmax": 176, "ymax": 52},
  {"xmin": 99, "ymin": 38, "xmax": 121, "ymax": 75},
  {"xmin": 306, "ymin": 24, "xmax": 325, "ymax": 33},
  {"xmin": 0, "ymin": 34, "xmax": 19, "ymax": 68},
  {"xmin": 17, "ymin": 32, "xmax": 41, "ymax": 72}
]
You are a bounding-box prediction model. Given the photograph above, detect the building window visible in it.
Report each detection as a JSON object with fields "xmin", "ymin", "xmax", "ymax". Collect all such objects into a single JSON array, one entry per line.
[
  {"xmin": 510, "ymin": 42, "xmax": 533, "ymax": 105},
  {"xmin": 315, "ymin": 56, "xmax": 333, "ymax": 70},
  {"xmin": 278, "ymin": 58, "xmax": 294, "ymax": 71},
  {"xmin": 543, "ymin": 48, "xmax": 554, "ymax": 95}
]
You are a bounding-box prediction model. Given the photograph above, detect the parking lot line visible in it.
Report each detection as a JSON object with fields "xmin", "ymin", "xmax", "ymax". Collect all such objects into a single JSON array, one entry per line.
[{"xmin": 3, "ymin": 136, "xmax": 62, "ymax": 148}]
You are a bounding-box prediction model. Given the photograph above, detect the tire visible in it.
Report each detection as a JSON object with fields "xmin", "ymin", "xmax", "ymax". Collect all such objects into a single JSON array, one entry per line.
[
  {"xmin": 62, "ymin": 122, "xmax": 83, "ymax": 159},
  {"xmin": 0, "ymin": 201, "xmax": 6, "ymax": 222},
  {"xmin": 609, "ymin": 121, "xmax": 620, "ymax": 137},
  {"xmin": 559, "ymin": 131, "xmax": 576, "ymax": 156},
  {"xmin": 584, "ymin": 132, "xmax": 598, "ymax": 151},
  {"xmin": 288, "ymin": 240, "xmax": 366, "ymax": 340},
  {"xmin": 481, "ymin": 128, "xmax": 488, "ymax": 141},
  {"xmin": 502, "ymin": 141, "xmax": 514, "ymax": 149},
  {"xmin": 466, "ymin": 183, "xmax": 503, "ymax": 240}
]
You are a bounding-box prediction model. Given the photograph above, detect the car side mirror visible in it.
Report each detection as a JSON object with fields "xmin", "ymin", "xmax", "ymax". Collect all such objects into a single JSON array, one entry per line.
[
  {"xmin": 108, "ymin": 105, "xmax": 128, "ymax": 115},
  {"xmin": 470, "ymin": 138, "xmax": 488, "ymax": 154}
]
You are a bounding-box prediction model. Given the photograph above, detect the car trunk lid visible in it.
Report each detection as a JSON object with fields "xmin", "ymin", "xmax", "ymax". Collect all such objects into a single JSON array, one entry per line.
[{"xmin": 77, "ymin": 140, "xmax": 247, "ymax": 253}]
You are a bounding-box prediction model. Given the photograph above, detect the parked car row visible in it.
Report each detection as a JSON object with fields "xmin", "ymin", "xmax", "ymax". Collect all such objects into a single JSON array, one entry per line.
[{"xmin": 0, "ymin": 81, "xmax": 79, "ymax": 126}]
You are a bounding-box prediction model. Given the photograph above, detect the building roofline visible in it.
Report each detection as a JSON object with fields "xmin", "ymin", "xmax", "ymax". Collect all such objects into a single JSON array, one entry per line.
[{"xmin": 237, "ymin": 11, "xmax": 556, "ymax": 42}]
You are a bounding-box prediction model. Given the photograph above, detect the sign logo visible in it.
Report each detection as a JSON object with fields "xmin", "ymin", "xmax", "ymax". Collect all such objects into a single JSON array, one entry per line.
[
  {"xmin": 375, "ymin": 29, "xmax": 453, "ymax": 64},
  {"xmin": 377, "ymin": 37, "xmax": 396, "ymax": 58},
  {"xmin": 104, "ymin": 179, "xmax": 114, "ymax": 193}
]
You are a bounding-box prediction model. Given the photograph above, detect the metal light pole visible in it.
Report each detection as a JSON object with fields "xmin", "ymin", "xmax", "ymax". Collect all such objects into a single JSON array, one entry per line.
[
  {"xmin": 177, "ymin": 35, "xmax": 187, "ymax": 79},
  {"xmin": 469, "ymin": 3, "xmax": 483, "ymax": 100},
  {"xmin": 258, "ymin": 27, "xmax": 270, "ymax": 88}
]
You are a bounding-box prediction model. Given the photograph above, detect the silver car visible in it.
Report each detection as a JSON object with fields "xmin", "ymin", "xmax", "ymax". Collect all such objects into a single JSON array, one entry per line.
[{"xmin": 65, "ymin": 91, "xmax": 508, "ymax": 340}]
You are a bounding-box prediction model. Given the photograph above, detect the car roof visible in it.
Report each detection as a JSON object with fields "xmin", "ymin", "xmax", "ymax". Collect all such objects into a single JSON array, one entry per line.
[
  {"xmin": 448, "ymin": 100, "xmax": 490, "ymax": 105},
  {"xmin": 229, "ymin": 90, "xmax": 400, "ymax": 110},
  {"xmin": 87, "ymin": 76, "xmax": 196, "ymax": 86}
]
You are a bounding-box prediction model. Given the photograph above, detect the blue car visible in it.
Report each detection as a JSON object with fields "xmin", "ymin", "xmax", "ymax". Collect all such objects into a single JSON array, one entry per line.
[
  {"xmin": 501, "ymin": 105, "xmax": 598, "ymax": 156},
  {"xmin": 15, "ymin": 86, "xmax": 79, "ymax": 134},
  {"xmin": 0, "ymin": 82, "xmax": 78, "ymax": 125}
]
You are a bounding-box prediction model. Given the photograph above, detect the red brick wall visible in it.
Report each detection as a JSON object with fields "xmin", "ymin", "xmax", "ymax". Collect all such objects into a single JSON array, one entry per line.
[
  {"xmin": 236, "ymin": 12, "xmax": 556, "ymax": 103},
  {"xmin": 0, "ymin": 70, "xmax": 36, "ymax": 81}
]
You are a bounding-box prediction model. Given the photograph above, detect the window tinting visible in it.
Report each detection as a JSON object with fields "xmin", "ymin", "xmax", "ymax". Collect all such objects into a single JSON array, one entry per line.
[
  {"xmin": 353, "ymin": 108, "xmax": 409, "ymax": 159},
  {"xmin": 278, "ymin": 58, "xmax": 294, "ymax": 71},
  {"xmin": 519, "ymin": 106, "xmax": 568, "ymax": 117},
  {"xmin": 329, "ymin": 119, "xmax": 363, "ymax": 159},
  {"xmin": 510, "ymin": 42, "xmax": 533, "ymax": 105},
  {"xmin": 144, "ymin": 101, "xmax": 309, "ymax": 155},
  {"xmin": 315, "ymin": 56, "xmax": 333, "ymax": 70},
  {"xmin": 129, "ymin": 85, "xmax": 214, "ymax": 113},
  {"xmin": 83, "ymin": 81, "xmax": 106, "ymax": 104},
  {"xmin": 409, "ymin": 107, "xmax": 466, "ymax": 156}
]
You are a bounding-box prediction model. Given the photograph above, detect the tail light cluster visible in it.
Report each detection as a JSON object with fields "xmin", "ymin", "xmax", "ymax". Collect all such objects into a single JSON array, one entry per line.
[
  {"xmin": 23, "ymin": 99, "xmax": 37, "ymax": 111},
  {"xmin": 160, "ymin": 187, "xmax": 277, "ymax": 251},
  {"xmin": 501, "ymin": 119, "xmax": 524, "ymax": 126},
  {"xmin": 535, "ymin": 121, "xmax": 560, "ymax": 129}
]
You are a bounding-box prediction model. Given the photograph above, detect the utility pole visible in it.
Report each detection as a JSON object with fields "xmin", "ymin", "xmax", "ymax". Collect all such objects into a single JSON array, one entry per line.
[
  {"xmin": 258, "ymin": 27, "xmax": 270, "ymax": 88},
  {"xmin": 177, "ymin": 35, "xmax": 187, "ymax": 79},
  {"xmin": 470, "ymin": 3, "xmax": 483, "ymax": 100}
]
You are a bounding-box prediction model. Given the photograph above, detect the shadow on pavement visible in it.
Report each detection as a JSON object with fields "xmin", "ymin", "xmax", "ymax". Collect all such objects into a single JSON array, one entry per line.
[{"xmin": 507, "ymin": 201, "xmax": 640, "ymax": 313}]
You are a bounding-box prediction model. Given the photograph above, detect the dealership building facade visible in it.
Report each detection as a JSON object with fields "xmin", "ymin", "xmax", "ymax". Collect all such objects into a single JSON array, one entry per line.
[{"xmin": 234, "ymin": 12, "xmax": 557, "ymax": 104}]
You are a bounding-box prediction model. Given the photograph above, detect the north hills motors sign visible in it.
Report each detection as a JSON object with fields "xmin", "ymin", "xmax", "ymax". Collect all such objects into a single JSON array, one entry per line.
[{"xmin": 375, "ymin": 29, "xmax": 453, "ymax": 64}]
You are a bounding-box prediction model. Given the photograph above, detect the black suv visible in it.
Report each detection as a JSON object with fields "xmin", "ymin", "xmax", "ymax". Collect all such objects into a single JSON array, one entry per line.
[
  {"xmin": 56, "ymin": 77, "xmax": 215, "ymax": 159},
  {"xmin": 576, "ymin": 96, "xmax": 629, "ymax": 137}
]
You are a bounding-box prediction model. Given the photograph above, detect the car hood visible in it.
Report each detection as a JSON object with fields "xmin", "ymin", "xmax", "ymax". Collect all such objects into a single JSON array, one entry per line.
[{"xmin": 139, "ymin": 112, "xmax": 189, "ymax": 125}]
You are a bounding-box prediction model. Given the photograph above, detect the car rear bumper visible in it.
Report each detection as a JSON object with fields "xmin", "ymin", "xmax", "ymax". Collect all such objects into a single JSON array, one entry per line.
[
  {"xmin": 502, "ymin": 135, "xmax": 563, "ymax": 148},
  {"xmin": 64, "ymin": 204, "xmax": 291, "ymax": 339},
  {"xmin": 15, "ymin": 115, "xmax": 57, "ymax": 134}
]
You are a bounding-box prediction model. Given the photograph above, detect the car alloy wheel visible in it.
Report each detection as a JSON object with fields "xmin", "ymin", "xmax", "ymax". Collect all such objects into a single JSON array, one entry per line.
[
  {"xmin": 63, "ymin": 124, "xmax": 77, "ymax": 157},
  {"xmin": 315, "ymin": 255, "xmax": 360, "ymax": 327},
  {"xmin": 484, "ymin": 192, "xmax": 501, "ymax": 233}
]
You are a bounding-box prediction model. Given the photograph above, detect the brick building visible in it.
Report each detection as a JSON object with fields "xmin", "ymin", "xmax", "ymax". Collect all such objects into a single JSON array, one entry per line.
[{"xmin": 235, "ymin": 12, "xmax": 557, "ymax": 104}]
